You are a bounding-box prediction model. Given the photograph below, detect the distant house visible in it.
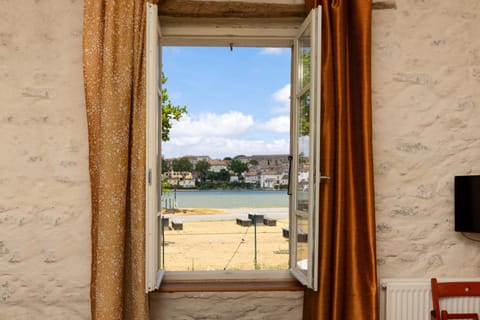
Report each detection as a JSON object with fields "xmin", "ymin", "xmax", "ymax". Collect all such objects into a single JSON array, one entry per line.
[
  {"xmin": 244, "ymin": 171, "xmax": 260, "ymax": 184},
  {"xmin": 178, "ymin": 179, "xmax": 195, "ymax": 188},
  {"xmin": 263, "ymin": 178, "xmax": 276, "ymax": 189},
  {"xmin": 209, "ymin": 159, "xmax": 228, "ymax": 172},
  {"xmin": 163, "ymin": 171, "xmax": 195, "ymax": 188},
  {"xmin": 260, "ymin": 171, "xmax": 284, "ymax": 189}
]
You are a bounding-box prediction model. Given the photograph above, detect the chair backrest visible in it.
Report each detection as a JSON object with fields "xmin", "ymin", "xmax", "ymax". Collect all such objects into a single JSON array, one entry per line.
[{"xmin": 431, "ymin": 278, "xmax": 480, "ymax": 319}]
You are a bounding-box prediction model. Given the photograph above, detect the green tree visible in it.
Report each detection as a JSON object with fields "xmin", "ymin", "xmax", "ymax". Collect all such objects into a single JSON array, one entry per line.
[
  {"xmin": 248, "ymin": 159, "xmax": 259, "ymax": 166},
  {"xmin": 162, "ymin": 73, "xmax": 187, "ymax": 142},
  {"xmin": 217, "ymin": 169, "xmax": 231, "ymax": 182},
  {"xmin": 207, "ymin": 171, "xmax": 218, "ymax": 182},
  {"xmin": 299, "ymin": 49, "xmax": 311, "ymax": 136},
  {"xmin": 228, "ymin": 159, "xmax": 248, "ymax": 179},
  {"xmin": 195, "ymin": 160, "xmax": 211, "ymax": 182},
  {"xmin": 161, "ymin": 156, "xmax": 170, "ymax": 173},
  {"xmin": 172, "ymin": 157, "xmax": 193, "ymax": 172}
]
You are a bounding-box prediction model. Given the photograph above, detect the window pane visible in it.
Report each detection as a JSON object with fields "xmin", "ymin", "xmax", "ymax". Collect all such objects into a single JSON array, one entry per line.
[
  {"xmin": 296, "ymin": 215, "xmax": 309, "ymax": 272},
  {"xmin": 298, "ymin": 27, "xmax": 311, "ymax": 90},
  {"xmin": 296, "ymin": 91, "xmax": 310, "ymax": 213}
]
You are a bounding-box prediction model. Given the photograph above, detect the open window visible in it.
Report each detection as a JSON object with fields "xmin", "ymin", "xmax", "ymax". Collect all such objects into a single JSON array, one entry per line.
[
  {"xmin": 289, "ymin": 8, "xmax": 321, "ymax": 290},
  {"xmin": 146, "ymin": 3, "xmax": 163, "ymax": 292},
  {"xmin": 146, "ymin": 3, "xmax": 322, "ymax": 292}
]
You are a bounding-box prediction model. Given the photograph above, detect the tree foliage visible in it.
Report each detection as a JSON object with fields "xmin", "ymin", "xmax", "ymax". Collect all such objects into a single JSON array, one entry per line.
[
  {"xmin": 194, "ymin": 160, "xmax": 210, "ymax": 182},
  {"xmin": 228, "ymin": 159, "xmax": 249, "ymax": 178},
  {"xmin": 161, "ymin": 156, "xmax": 170, "ymax": 173},
  {"xmin": 162, "ymin": 73, "xmax": 187, "ymax": 142},
  {"xmin": 217, "ymin": 169, "xmax": 231, "ymax": 182},
  {"xmin": 299, "ymin": 49, "xmax": 311, "ymax": 136},
  {"xmin": 172, "ymin": 157, "xmax": 193, "ymax": 172},
  {"xmin": 207, "ymin": 169, "xmax": 230, "ymax": 183}
]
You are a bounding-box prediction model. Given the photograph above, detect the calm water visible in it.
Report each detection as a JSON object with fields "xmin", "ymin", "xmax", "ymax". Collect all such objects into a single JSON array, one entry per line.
[{"xmin": 162, "ymin": 190, "xmax": 288, "ymax": 208}]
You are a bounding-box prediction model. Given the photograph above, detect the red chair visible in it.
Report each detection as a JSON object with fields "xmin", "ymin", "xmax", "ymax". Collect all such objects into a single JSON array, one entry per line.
[{"xmin": 431, "ymin": 278, "xmax": 480, "ymax": 320}]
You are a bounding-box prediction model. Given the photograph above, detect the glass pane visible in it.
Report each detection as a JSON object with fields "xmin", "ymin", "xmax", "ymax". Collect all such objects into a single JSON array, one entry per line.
[
  {"xmin": 296, "ymin": 91, "xmax": 311, "ymax": 213},
  {"xmin": 298, "ymin": 26, "xmax": 311, "ymax": 90},
  {"xmin": 296, "ymin": 215, "xmax": 309, "ymax": 272}
]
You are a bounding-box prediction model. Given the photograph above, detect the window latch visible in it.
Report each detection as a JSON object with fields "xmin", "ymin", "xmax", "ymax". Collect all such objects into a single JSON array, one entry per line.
[
  {"xmin": 287, "ymin": 155, "xmax": 293, "ymax": 195},
  {"xmin": 148, "ymin": 169, "xmax": 152, "ymax": 185}
]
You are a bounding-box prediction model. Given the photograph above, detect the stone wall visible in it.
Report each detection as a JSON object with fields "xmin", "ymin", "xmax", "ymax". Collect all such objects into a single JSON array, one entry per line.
[
  {"xmin": 372, "ymin": 0, "xmax": 480, "ymax": 279},
  {"xmin": 0, "ymin": 0, "xmax": 91, "ymax": 318},
  {"xmin": 0, "ymin": 0, "xmax": 303, "ymax": 319},
  {"xmin": 1, "ymin": 0, "xmax": 480, "ymax": 319},
  {"xmin": 150, "ymin": 291, "xmax": 304, "ymax": 320}
]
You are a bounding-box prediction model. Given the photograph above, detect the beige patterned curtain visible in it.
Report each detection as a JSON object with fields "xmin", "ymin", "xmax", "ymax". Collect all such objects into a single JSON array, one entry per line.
[{"xmin": 83, "ymin": 0, "xmax": 158, "ymax": 319}]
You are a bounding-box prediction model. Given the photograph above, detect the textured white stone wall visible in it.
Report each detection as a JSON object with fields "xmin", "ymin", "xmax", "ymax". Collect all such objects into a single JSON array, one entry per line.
[
  {"xmin": 0, "ymin": 0, "xmax": 91, "ymax": 318},
  {"xmin": 372, "ymin": 0, "xmax": 480, "ymax": 279},
  {"xmin": 149, "ymin": 291, "xmax": 304, "ymax": 320}
]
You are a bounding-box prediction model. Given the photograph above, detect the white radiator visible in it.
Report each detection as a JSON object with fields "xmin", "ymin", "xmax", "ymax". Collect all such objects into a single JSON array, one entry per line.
[{"xmin": 380, "ymin": 278, "xmax": 480, "ymax": 320}]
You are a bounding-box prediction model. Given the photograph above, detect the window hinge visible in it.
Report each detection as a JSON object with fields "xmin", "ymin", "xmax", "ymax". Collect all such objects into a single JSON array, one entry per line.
[{"xmin": 148, "ymin": 169, "xmax": 152, "ymax": 185}]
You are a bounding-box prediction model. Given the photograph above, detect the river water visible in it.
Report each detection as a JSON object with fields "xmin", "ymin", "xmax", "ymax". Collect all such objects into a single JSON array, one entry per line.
[{"xmin": 162, "ymin": 190, "xmax": 288, "ymax": 208}]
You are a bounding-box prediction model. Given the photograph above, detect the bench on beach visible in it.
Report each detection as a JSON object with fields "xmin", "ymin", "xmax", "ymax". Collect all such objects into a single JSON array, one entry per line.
[
  {"xmin": 172, "ymin": 219, "xmax": 183, "ymax": 230},
  {"xmin": 282, "ymin": 227, "xmax": 308, "ymax": 242},
  {"xmin": 263, "ymin": 217, "xmax": 277, "ymax": 226},
  {"xmin": 236, "ymin": 217, "xmax": 252, "ymax": 227},
  {"xmin": 297, "ymin": 230, "xmax": 308, "ymax": 243}
]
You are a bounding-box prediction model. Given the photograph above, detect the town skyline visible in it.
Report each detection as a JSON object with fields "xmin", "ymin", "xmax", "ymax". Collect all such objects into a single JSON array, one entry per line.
[{"xmin": 162, "ymin": 154, "xmax": 291, "ymax": 190}]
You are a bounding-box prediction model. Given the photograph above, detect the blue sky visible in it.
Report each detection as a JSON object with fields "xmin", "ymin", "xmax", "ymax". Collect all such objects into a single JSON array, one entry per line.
[{"xmin": 162, "ymin": 46, "xmax": 291, "ymax": 159}]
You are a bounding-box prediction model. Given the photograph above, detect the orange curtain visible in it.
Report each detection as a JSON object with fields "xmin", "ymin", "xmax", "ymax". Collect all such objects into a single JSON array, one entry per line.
[
  {"xmin": 83, "ymin": 0, "xmax": 158, "ymax": 319},
  {"xmin": 303, "ymin": 0, "xmax": 377, "ymax": 319}
]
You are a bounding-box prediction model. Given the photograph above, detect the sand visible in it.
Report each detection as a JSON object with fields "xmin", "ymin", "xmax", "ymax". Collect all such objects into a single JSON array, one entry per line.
[{"xmin": 161, "ymin": 208, "xmax": 290, "ymax": 271}]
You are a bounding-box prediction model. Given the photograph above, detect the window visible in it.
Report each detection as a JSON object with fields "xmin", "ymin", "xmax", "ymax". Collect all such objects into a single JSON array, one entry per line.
[{"xmin": 145, "ymin": 2, "xmax": 322, "ymax": 293}]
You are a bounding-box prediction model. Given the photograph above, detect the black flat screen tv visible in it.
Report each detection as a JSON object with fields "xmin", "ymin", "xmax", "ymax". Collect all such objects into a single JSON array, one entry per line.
[{"xmin": 455, "ymin": 175, "xmax": 480, "ymax": 233}]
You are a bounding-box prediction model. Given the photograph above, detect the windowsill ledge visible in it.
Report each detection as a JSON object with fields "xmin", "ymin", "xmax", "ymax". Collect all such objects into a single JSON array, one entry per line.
[{"xmin": 155, "ymin": 270, "xmax": 305, "ymax": 293}]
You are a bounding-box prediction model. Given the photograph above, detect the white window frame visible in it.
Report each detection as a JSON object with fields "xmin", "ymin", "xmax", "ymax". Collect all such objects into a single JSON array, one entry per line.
[
  {"xmin": 146, "ymin": 3, "xmax": 322, "ymax": 292},
  {"xmin": 290, "ymin": 8, "xmax": 321, "ymax": 291},
  {"xmin": 146, "ymin": 2, "xmax": 163, "ymax": 292}
]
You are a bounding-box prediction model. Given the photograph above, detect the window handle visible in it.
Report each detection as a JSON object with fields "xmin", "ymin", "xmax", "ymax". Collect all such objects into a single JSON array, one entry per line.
[{"xmin": 287, "ymin": 155, "xmax": 293, "ymax": 195}]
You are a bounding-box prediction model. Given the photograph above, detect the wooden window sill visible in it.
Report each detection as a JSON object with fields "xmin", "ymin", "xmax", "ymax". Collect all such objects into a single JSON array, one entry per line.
[{"xmin": 154, "ymin": 271, "xmax": 304, "ymax": 293}]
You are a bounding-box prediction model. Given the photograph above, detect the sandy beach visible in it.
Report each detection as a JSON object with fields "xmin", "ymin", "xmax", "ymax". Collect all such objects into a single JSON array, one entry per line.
[{"xmin": 161, "ymin": 207, "xmax": 290, "ymax": 271}]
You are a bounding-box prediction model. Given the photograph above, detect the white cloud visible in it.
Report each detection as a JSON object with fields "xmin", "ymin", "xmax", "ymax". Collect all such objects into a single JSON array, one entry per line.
[
  {"xmin": 164, "ymin": 110, "xmax": 290, "ymax": 159},
  {"xmin": 271, "ymin": 84, "xmax": 291, "ymax": 114},
  {"xmin": 164, "ymin": 137, "xmax": 289, "ymax": 159},
  {"xmin": 260, "ymin": 116, "xmax": 290, "ymax": 133},
  {"xmin": 170, "ymin": 111, "xmax": 254, "ymax": 138},
  {"xmin": 259, "ymin": 48, "xmax": 285, "ymax": 55}
]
